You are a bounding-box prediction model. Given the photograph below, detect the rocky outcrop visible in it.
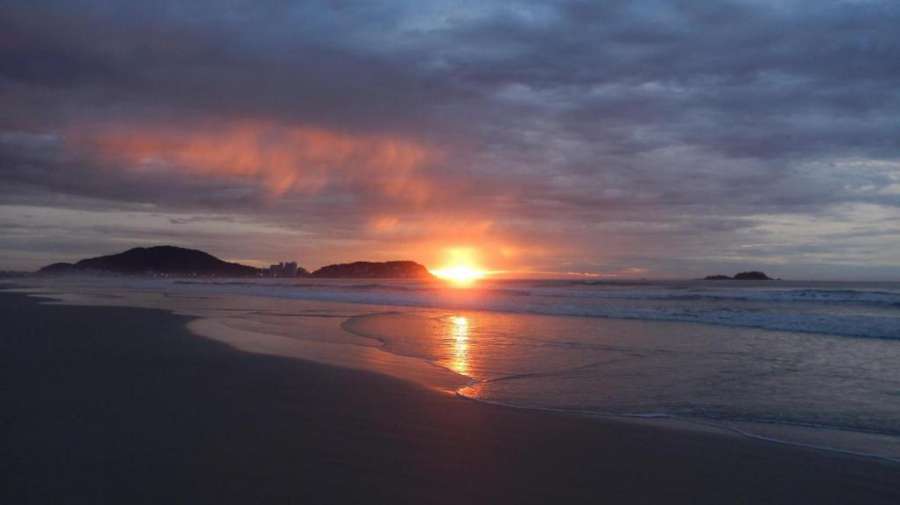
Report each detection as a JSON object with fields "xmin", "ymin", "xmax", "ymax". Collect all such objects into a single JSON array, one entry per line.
[
  {"xmin": 311, "ymin": 261, "xmax": 434, "ymax": 279},
  {"xmin": 733, "ymin": 271, "xmax": 773, "ymax": 280},
  {"xmin": 704, "ymin": 271, "xmax": 774, "ymax": 280}
]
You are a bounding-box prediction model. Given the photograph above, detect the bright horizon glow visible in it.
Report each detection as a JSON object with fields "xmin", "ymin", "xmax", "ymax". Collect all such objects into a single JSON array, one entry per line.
[
  {"xmin": 431, "ymin": 265, "xmax": 488, "ymax": 286},
  {"xmin": 430, "ymin": 246, "xmax": 489, "ymax": 286}
]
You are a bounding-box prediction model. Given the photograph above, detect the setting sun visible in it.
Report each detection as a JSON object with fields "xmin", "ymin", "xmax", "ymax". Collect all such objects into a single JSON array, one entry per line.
[
  {"xmin": 431, "ymin": 265, "xmax": 487, "ymax": 286},
  {"xmin": 430, "ymin": 247, "xmax": 488, "ymax": 286}
]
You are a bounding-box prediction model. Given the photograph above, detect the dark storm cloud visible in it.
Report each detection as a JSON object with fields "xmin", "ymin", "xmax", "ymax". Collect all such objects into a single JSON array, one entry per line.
[
  {"xmin": 1, "ymin": 0, "xmax": 898, "ymax": 276},
  {"xmin": 0, "ymin": 0, "xmax": 470, "ymax": 134}
]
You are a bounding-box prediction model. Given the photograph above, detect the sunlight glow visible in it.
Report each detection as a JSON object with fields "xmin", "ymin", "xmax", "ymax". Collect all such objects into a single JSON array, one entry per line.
[
  {"xmin": 449, "ymin": 315, "xmax": 469, "ymax": 375},
  {"xmin": 431, "ymin": 265, "xmax": 487, "ymax": 286},
  {"xmin": 431, "ymin": 247, "xmax": 489, "ymax": 286}
]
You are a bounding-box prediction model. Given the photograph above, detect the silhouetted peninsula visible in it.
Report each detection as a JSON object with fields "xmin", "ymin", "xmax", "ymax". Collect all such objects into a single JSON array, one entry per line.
[
  {"xmin": 704, "ymin": 271, "xmax": 774, "ymax": 280},
  {"xmin": 311, "ymin": 261, "xmax": 434, "ymax": 279},
  {"xmin": 39, "ymin": 246, "xmax": 260, "ymax": 277}
]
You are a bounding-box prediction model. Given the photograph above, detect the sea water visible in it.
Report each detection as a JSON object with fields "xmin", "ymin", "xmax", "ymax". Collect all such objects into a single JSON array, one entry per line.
[{"xmin": 9, "ymin": 277, "xmax": 900, "ymax": 460}]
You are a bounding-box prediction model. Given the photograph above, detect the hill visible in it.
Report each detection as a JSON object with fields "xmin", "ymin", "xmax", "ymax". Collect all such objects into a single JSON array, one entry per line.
[
  {"xmin": 39, "ymin": 246, "xmax": 260, "ymax": 277},
  {"xmin": 311, "ymin": 261, "xmax": 434, "ymax": 279}
]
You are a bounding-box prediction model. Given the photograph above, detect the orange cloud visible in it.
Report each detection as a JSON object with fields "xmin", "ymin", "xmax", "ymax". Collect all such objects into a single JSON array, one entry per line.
[
  {"xmin": 68, "ymin": 120, "xmax": 438, "ymax": 202},
  {"xmin": 61, "ymin": 121, "xmax": 577, "ymax": 276}
]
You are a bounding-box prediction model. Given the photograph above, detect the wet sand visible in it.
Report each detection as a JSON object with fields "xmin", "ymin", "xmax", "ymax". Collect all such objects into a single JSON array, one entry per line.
[{"xmin": 1, "ymin": 290, "xmax": 898, "ymax": 504}]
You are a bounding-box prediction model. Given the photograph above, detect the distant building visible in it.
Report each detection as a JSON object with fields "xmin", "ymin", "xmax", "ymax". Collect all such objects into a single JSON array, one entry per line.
[{"xmin": 267, "ymin": 261, "xmax": 299, "ymax": 277}]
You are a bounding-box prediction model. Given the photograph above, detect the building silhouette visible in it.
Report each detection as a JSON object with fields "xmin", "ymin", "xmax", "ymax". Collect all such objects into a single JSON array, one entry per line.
[{"xmin": 267, "ymin": 261, "xmax": 299, "ymax": 277}]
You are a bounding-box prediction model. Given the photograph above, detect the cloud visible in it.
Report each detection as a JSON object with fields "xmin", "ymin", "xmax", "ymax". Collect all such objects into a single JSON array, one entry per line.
[
  {"xmin": 66, "ymin": 120, "xmax": 438, "ymax": 201},
  {"xmin": 1, "ymin": 0, "xmax": 899, "ymax": 278}
]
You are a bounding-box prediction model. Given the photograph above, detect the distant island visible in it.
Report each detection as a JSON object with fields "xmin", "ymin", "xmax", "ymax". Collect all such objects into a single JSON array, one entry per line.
[
  {"xmin": 310, "ymin": 261, "xmax": 433, "ymax": 279},
  {"xmin": 704, "ymin": 271, "xmax": 774, "ymax": 281},
  {"xmin": 37, "ymin": 245, "xmax": 435, "ymax": 280}
]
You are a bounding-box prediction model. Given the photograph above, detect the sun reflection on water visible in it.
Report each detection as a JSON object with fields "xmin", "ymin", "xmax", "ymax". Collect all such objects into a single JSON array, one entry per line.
[{"xmin": 448, "ymin": 315, "xmax": 469, "ymax": 375}]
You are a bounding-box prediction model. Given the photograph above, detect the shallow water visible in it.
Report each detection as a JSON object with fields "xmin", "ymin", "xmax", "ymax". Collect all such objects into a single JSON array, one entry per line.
[{"xmin": 6, "ymin": 276, "xmax": 900, "ymax": 460}]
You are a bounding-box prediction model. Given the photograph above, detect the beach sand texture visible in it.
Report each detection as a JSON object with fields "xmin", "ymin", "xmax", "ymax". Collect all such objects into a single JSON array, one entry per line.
[{"xmin": 2, "ymin": 290, "xmax": 899, "ymax": 504}]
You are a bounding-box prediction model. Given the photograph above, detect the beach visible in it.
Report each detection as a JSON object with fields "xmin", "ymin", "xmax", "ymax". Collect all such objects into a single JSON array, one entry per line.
[{"xmin": 2, "ymin": 288, "xmax": 899, "ymax": 504}]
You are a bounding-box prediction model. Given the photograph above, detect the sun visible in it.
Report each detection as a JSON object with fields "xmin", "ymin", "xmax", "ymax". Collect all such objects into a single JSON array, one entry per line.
[
  {"xmin": 430, "ymin": 246, "xmax": 489, "ymax": 286},
  {"xmin": 431, "ymin": 265, "xmax": 487, "ymax": 286}
]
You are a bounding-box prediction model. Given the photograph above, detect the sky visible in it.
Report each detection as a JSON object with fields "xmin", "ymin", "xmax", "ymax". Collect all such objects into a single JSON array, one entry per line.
[{"xmin": 1, "ymin": 0, "xmax": 899, "ymax": 279}]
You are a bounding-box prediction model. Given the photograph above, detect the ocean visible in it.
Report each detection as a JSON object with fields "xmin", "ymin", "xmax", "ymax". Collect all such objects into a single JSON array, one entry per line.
[{"xmin": 10, "ymin": 276, "xmax": 900, "ymax": 460}]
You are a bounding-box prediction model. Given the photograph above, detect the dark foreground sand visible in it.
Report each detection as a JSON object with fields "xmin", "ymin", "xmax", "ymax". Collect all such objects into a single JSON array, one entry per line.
[{"xmin": 1, "ymin": 290, "xmax": 898, "ymax": 504}]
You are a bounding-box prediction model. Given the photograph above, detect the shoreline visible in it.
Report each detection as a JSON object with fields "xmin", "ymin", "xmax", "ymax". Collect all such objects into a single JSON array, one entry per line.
[
  {"xmin": 14, "ymin": 275, "xmax": 900, "ymax": 341},
  {"xmin": 8, "ymin": 282, "xmax": 900, "ymax": 463},
  {"xmin": 2, "ymin": 288, "xmax": 899, "ymax": 503}
]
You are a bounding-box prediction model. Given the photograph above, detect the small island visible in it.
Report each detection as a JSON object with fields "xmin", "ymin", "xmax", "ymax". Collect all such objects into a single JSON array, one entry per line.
[
  {"xmin": 704, "ymin": 271, "xmax": 774, "ymax": 281},
  {"xmin": 311, "ymin": 261, "xmax": 434, "ymax": 279}
]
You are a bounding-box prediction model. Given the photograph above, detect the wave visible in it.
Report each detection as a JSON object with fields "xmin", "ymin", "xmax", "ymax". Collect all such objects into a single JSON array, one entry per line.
[
  {"xmin": 164, "ymin": 280, "xmax": 900, "ymax": 341},
  {"xmin": 175, "ymin": 279, "xmax": 900, "ymax": 307},
  {"xmin": 529, "ymin": 286, "xmax": 900, "ymax": 307}
]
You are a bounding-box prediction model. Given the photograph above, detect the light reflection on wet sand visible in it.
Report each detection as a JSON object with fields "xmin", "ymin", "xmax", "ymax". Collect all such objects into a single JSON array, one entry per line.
[
  {"xmin": 448, "ymin": 316, "xmax": 469, "ymax": 375},
  {"xmin": 7, "ymin": 279, "xmax": 900, "ymax": 461},
  {"xmin": 6, "ymin": 282, "xmax": 471, "ymax": 393}
]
